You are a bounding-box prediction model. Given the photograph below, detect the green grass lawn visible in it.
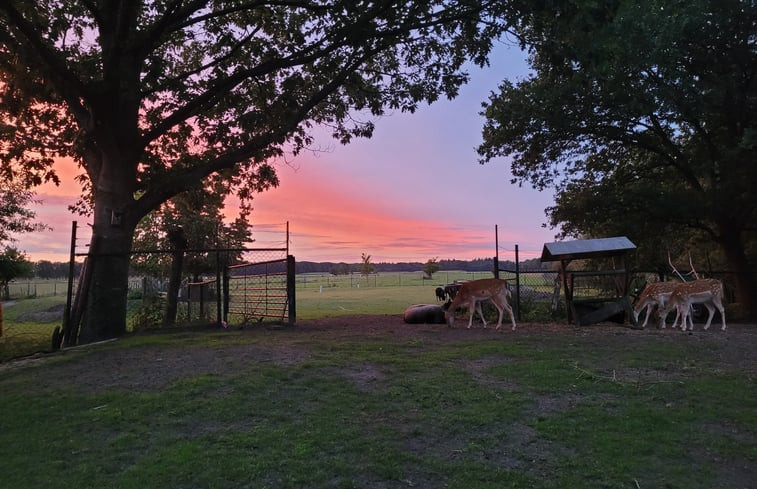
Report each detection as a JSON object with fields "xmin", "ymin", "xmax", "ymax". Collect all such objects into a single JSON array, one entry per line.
[
  {"xmin": 0, "ymin": 324, "xmax": 755, "ymax": 488},
  {"xmin": 295, "ymin": 284, "xmax": 442, "ymax": 319},
  {"xmin": 0, "ymin": 296, "xmax": 64, "ymax": 361}
]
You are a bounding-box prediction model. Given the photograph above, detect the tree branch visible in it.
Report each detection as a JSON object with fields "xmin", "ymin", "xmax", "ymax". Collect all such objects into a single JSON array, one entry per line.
[
  {"xmin": 133, "ymin": 51, "xmax": 372, "ymax": 216},
  {"xmin": 0, "ymin": 3, "xmax": 90, "ymax": 125}
]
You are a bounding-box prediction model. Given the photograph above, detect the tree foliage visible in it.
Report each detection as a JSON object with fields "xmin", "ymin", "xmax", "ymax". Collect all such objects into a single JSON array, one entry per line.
[
  {"xmin": 132, "ymin": 189, "xmax": 255, "ymax": 280},
  {"xmin": 423, "ymin": 257, "xmax": 440, "ymax": 278},
  {"xmin": 0, "ymin": 182, "xmax": 46, "ymax": 244},
  {"xmin": 0, "ymin": 247, "xmax": 33, "ymax": 300},
  {"xmin": 0, "ymin": 1, "xmax": 510, "ymax": 341},
  {"xmin": 360, "ymin": 252, "xmax": 375, "ymax": 277},
  {"xmin": 478, "ymin": 0, "xmax": 757, "ymax": 316}
]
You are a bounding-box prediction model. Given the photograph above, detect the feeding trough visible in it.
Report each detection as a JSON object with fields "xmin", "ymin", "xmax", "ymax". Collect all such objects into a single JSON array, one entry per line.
[{"xmin": 541, "ymin": 237, "xmax": 636, "ymax": 326}]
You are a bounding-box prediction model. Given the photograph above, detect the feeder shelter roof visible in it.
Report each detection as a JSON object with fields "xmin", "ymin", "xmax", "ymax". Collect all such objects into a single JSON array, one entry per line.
[{"xmin": 540, "ymin": 237, "xmax": 636, "ymax": 262}]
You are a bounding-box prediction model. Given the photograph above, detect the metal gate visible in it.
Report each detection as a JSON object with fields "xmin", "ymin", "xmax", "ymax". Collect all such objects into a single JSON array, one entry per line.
[{"xmin": 226, "ymin": 253, "xmax": 295, "ymax": 325}]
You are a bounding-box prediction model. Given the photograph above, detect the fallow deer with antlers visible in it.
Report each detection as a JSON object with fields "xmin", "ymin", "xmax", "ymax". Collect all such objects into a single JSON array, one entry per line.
[{"xmin": 660, "ymin": 279, "xmax": 726, "ymax": 331}]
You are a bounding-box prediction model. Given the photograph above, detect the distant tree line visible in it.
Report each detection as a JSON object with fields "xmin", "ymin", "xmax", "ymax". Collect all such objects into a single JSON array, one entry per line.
[
  {"xmin": 12, "ymin": 256, "xmax": 547, "ymax": 282},
  {"xmin": 296, "ymin": 257, "xmax": 546, "ymax": 275},
  {"xmin": 25, "ymin": 261, "xmax": 84, "ymax": 279}
]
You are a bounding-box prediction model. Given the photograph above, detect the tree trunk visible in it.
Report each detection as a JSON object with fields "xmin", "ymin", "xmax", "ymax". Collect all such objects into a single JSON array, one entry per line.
[
  {"xmin": 718, "ymin": 223, "xmax": 757, "ymax": 320},
  {"xmin": 164, "ymin": 228, "xmax": 187, "ymax": 327},
  {"xmin": 78, "ymin": 226, "xmax": 135, "ymax": 343},
  {"xmin": 77, "ymin": 152, "xmax": 140, "ymax": 343}
]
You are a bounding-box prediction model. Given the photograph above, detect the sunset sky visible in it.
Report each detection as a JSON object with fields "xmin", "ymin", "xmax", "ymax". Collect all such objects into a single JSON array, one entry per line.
[{"xmin": 14, "ymin": 44, "xmax": 558, "ymax": 264}]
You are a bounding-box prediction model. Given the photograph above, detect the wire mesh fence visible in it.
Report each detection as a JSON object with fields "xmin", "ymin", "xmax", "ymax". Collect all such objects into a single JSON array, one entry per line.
[
  {"xmin": 499, "ymin": 269, "xmax": 564, "ymax": 322},
  {"xmin": 1, "ymin": 263, "xmax": 749, "ymax": 362}
]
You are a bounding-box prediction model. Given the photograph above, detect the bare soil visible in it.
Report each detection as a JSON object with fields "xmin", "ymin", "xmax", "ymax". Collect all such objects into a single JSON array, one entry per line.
[{"xmin": 10, "ymin": 314, "xmax": 757, "ymax": 392}]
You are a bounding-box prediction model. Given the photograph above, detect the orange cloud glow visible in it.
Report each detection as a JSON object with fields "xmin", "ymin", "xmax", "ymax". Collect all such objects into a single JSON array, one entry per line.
[{"xmin": 244, "ymin": 159, "xmax": 543, "ymax": 263}]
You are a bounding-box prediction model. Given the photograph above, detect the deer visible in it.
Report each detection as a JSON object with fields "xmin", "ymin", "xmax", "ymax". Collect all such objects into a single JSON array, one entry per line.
[
  {"xmin": 632, "ymin": 281, "xmax": 682, "ymax": 329},
  {"xmin": 443, "ymin": 278, "xmax": 516, "ymax": 330},
  {"xmin": 660, "ymin": 279, "xmax": 726, "ymax": 331}
]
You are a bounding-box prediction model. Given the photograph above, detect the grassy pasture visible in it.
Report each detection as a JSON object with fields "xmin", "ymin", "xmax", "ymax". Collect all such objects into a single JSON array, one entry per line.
[
  {"xmin": 0, "ymin": 320, "xmax": 755, "ymax": 488},
  {"xmin": 4, "ymin": 279, "xmax": 70, "ymax": 299},
  {"xmin": 0, "ymin": 296, "xmax": 63, "ymax": 361},
  {"xmin": 296, "ymin": 284, "xmax": 442, "ymax": 319}
]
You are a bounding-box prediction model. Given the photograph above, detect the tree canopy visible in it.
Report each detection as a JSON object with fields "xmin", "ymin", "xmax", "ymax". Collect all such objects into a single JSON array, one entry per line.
[
  {"xmin": 0, "ymin": 1, "xmax": 511, "ymax": 341},
  {"xmin": 0, "ymin": 182, "xmax": 46, "ymax": 244},
  {"xmin": 132, "ymin": 188, "xmax": 257, "ymax": 280},
  {"xmin": 478, "ymin": 0, "xmax": 757, "ymax": 316},
  {"xmin": 0, "ymin": 247, "xmax": 33, "ymax": 300},
  {"xmin": 360, "ymin": 252, "xmax": 375, "ymax": 277},
  {"xmin": 423, "ymin": 257, "xmax": 440, "ymax": 278}
]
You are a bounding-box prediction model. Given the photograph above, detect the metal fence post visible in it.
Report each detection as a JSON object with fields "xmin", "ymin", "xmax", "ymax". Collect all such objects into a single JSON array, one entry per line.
[
  {"xmin": 287, "ymin": 255, "xmax": 296, "ymax": 324},
  {"xmin": 515, "ymin": 244, "xmax": 521, "ymax": 322}
]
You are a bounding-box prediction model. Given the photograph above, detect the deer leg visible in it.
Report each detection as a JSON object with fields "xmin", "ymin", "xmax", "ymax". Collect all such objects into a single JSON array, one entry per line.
[
  {"xmin": 680, "ymin": 305, "xmax": 695, "ymax": 331},
  {"xmin": 640, "ymin": 305, "xmax": 651, "ymax": 329},
  {"xmin": 709, "ymin": 298, "xmax": 727, "ymax": 331},
  {"xmin": 506, "ymin": 302, "xmax": 516, "ymax": 331},
  {"xmin": 466, "ymin": 305, "xmax": 475, "ymax": 329},
  {"xmin": 475, "ymin": 301, "xmax": 488, "ymax": 328},
  {"xmin": 669, "ymin": 307, "xmax": 679, "ymax": 329},
  {"xmin": 702, "ymin": 303, "xmax": 716, "ymax": 330},
  {"xmin": 493, "ymin": 304, "xmax": 504, "ymax": 330},
  {"xmin": 719, "ymin": 305, "xmax": 727, "ymax": 331},
  {"xmin": 466, "ymin": 300, "xmax": 479, "ymax": 329},
  {"xmin": 659, "ymin": 305, "xmax": 673, "ymax": 329},
  {"xmin": 674, "ymin": 305, "xmax": 686, "ymax": 331}
]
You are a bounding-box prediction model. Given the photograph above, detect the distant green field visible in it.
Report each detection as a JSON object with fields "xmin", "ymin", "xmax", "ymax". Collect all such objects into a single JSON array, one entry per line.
[
  {"xmin": 296, "ymin": 284, "xmax": 442, "ymax": 319},
  {"xmin": 4, "ymin": 279, "xmax": 71, "ymax": 299},
  {"xmin": 296, "ymin": 270, "xmax": 492, "ymax": 290},
  {"xmin": 3, "ymin": 271, "xmax": 496, "ymax": 300}
]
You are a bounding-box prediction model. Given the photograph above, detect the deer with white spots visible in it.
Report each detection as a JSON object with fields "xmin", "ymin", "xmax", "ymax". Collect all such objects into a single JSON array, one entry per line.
[
  {"xmin": 661, "ymin": 279, "xmax": 726, "ymax": 331},
  {"xmin": 633, "ymin": 281, "xmax": 681, "ymax": 329},
  {"xmin": 444, "ymin": 278, "xmax": 516, "ymax": 330}
]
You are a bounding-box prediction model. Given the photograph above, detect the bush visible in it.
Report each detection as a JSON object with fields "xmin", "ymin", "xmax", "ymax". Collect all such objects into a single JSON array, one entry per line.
[{"xmin": 128, "ymin": 296, "xmax": 164, "ymax": 332}]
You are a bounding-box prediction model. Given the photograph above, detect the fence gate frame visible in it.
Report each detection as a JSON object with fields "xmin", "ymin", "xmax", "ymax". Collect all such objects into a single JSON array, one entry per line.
[{"xmin": 225, "ymin": 253, "xmax": 296, "ymax": 325}]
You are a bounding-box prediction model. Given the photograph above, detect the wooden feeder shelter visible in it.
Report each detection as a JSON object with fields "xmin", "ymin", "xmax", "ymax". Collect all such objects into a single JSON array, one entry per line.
[{"xmin": 541, "ymin": 237, "xmax": 637, "ymax": 326}]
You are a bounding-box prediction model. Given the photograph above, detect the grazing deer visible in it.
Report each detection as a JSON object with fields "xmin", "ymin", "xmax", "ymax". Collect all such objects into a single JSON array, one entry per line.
[
  {"xmin": 633, "ymin": 281, "xmax": 681, "ymax": 329},
  {"xmin": 444, "ymin": 278, "xmax": 516, "ymax": 330},
  {"xmin": 661, "ymin": 279, "xmax": 726, "ymax": 331}
]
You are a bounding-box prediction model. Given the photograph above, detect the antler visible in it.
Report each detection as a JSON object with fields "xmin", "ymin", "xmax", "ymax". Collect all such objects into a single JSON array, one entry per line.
[
  {"xmin": 688, "ymin": 253, "xmax": 699, "ymax": 280},
  {"xmin": 668, "ymin": 251, "xmax": 686, "ymax": 281}
]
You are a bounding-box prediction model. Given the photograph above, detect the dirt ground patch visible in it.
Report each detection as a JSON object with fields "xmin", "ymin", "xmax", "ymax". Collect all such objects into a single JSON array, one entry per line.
[{"xmin": 8, "ymin": 314, "xmax": 756, "ymax": 392}]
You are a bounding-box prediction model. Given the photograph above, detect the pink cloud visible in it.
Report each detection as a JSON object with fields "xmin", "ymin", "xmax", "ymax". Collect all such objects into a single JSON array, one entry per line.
[{"xmin": 14, "ymin": 43, "xmax": 558, "ymax": 264}]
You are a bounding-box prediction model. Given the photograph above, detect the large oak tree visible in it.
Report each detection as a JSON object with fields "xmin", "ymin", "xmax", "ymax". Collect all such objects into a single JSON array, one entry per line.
[
  {"xmin": 478, "ymin": 0, "xmax": 757, "ymax": 317},
  {"xmin": 1, "ymin": 1, "xmax": 510, "ymax": 342}
]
